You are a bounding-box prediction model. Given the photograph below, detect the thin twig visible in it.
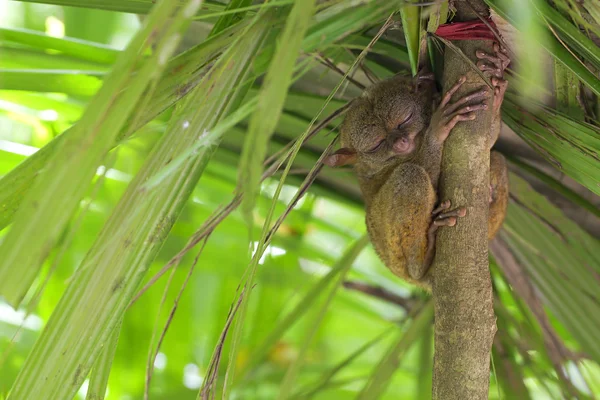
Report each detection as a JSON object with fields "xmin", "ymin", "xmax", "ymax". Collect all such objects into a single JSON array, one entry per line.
[
  {"xmin": 342, "ymin": 280, "xmax": 417, "ymax": 311},
  {"xmin": 199, "ymin": 286, "xmax": 248, "ymax": 400},
  {"xmin": 144, "ymin": 236, "xmax": 210, "ymax": 399},
  {"xmin": 264, "ymin": 101, "xmax": 353, "ymax": 167},
  {"xmin": 129, "ymin": 104, "xmax": 352, "ymax": 307},
  {"xmin": 265, "ymin": 137, "xmax": 338, "ymax": 244},
  {"xmin": 316, "ymin": 53, "xmax": 366, "ymax": 90}
]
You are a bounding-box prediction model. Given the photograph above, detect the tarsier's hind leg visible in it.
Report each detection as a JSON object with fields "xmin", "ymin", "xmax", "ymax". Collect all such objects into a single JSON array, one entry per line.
[
  {"xmin": 489, "ymin": 151, "xmax": 509, "ymax": 239},
  {"xmin": 376, "ymin": 165, "xmax": 436, "ymax": 283}
]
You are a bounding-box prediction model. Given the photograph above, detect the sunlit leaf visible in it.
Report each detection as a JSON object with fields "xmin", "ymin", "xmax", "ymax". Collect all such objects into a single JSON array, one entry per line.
[{"xmin": 0, "ymin": 0, "xmax": 203, "ymax": 308}]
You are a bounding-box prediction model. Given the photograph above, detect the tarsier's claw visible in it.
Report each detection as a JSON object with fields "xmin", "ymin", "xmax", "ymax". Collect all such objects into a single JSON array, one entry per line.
[
  {"xmin": 435, "ymin": 206, "xmax": 467, "ymax": 221},
  {"xmin": 432, "ymin": 201, "xmax": 467, "ymax": 225},
  {"xmin": 476, "ymin": 44, "xmax": 511, "ymax": 78}
]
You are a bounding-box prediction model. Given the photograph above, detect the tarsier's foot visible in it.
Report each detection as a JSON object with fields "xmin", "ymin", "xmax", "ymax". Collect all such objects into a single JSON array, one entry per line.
[
  {"xmin": 476, "ymin": 42, "xmax": 510, "ymax": 113},
  {"xmin": 430, "ymin": 200, "xmax": 467, "ymax": 229},
  {"xmin": 433, "ymin": 76, "xmax": 491, "ymax": 141},
  {"xmin": 476, "ymin": 42, "xmax": 510, "ymax": 77}
]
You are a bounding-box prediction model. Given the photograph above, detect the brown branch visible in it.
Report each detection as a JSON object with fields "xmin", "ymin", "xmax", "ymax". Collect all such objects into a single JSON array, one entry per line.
[
  {"xmin": 316, "ymin": 53, "xmax": 367, "ymax": 90},
  {"xmin": 432, "ymin": 1, "xmax": 496, "ymax": 399},
  {"xmin": 342, "ymin": 280, "xmax": 418, "ymax": 311}
]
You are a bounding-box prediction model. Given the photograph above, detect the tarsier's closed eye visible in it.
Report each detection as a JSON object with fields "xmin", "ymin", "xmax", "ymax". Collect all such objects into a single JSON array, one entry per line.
[
  {"xmin": 367, "ymin": 138, "xmax": 386, "ymax": 153},
  {"xmin": 397, "ymin": 111, "xmax": 414, "ymax": 130}
]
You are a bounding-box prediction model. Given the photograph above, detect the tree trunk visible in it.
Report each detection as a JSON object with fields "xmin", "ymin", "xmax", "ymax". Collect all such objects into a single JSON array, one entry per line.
[{"xmin": 432, "ymin": 1, "xmax": 497, "ymax": 399}]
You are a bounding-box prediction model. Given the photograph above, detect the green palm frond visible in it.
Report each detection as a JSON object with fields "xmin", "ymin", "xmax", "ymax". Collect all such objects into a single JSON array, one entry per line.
[{"xmin": 0, "ymin": 0, "xmax": 599, "ymax": 399}]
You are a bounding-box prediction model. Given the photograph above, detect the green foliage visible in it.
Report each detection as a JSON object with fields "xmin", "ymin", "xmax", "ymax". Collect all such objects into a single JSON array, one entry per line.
[
  {"xmin": 399, "ymin": 2, "xmax": 421, "ymax": 75},
  {"xmin": 503, "ymin": 174, "xmax": 600, "ymax": 362},
  {"xmin": 239, "ymin": 0, "xmax": 317, "ymax": 224},
  {"xmin": 0, "ymin": 0, "xmax": 599, "ymax": 399},
  {"xmin": 503, "ymin": 95, "xmax": 600, "ymax": 196}
]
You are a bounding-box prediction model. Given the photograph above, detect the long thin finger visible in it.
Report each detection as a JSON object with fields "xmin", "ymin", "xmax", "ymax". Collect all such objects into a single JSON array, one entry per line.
[
  {"xmin": 476, "ymin": 50, "xmax": 502, "ymax": 70},
  {"xmin": 477, "ymin": 61, "xmax": 502, "ymax": 77},
  {"xmin": 443, "ymin": 88, "xmax": 489, "ymax": 115},
  {"xmin": 451, "ymin": 102, "xmax": 488, "ymax": 115},
  {"xmin": 435, "ymin": 207, "xmax": 467, "ymax": 220},
  {"xmin": 433, "ymin": 216, "xmax": 457, "ymax": 227},
  {"xmin": 443, "ymin": 112, "xmax": 476, "ymax": 133},
  {"xmin": 440, "ymin": 76, "xmax": 467, "ymax": 107},
  {"xmin": 498, "ymin": 53, "xmax": 510, "ymax": 69}
]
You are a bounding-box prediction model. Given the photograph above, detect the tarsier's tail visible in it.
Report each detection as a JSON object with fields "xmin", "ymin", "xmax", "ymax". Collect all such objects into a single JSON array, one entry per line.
[{"xmin": 489, "ymin": 151, "xmax": 509, "ymax": 240}]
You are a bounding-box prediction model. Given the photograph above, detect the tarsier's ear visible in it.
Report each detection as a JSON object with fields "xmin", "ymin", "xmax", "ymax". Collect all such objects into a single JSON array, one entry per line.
[{"xmin": 323, "ymin": 148, "xmax": 357, "ymax": 167}]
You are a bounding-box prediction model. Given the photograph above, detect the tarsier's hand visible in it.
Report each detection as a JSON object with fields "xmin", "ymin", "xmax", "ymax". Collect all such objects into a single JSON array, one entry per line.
[
  {"xmin": 476, "ymin": 42, "xmax": 510, "ymax": 114},
  {"xmin": 430, "ymin": 76, "xmax": 490, "ymax": 142}
]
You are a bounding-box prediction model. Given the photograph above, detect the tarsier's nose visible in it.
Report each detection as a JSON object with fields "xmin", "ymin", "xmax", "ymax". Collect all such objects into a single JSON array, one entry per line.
[{"xmin": 392, "ymin": 136, "xmax": 412, "ymax": 153}]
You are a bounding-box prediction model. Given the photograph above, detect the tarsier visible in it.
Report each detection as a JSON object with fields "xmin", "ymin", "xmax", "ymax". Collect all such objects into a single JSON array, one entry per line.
[{"xmin": 325, "ymin": 43, "xmax": 510, "ymax": 290}]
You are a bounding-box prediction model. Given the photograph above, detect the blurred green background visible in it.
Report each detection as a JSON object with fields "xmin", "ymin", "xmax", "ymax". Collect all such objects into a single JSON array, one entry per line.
[{"xmin": 0, "ymin": 1, "xmax": 599, "ymax": 399}]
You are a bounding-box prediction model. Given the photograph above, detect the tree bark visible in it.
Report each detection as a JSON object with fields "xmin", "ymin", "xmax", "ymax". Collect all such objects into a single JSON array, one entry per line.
[{"xmin": 432, "ymin": 1, "xmax": 497, "ymax": 399}]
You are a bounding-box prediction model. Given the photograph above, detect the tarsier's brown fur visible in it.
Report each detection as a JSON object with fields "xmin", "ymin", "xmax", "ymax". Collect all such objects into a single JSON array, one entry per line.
[{"xmin": 325, "ymin": 44, "xmax": 510, "ymax": 290}]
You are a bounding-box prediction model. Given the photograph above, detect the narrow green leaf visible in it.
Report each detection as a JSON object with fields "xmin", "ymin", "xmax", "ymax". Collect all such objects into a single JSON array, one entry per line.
[
  {"xmin": 400, "ymin": 1, "xmax": 422, "ymax": 75},
  {"xmin": 426, "ymin": 1, "xmax": 448, "ymax": 32},
  {"xmin": 294, "ymin": 326, "xmax": 395, "ymax": 399},
  {"xmin": 554, "ymin": 60, "xmax": 585, "ymax": 120},
  {"xmin": 486, "ymin": 0, "xmax": 600, "ymax": 97},
  {"xmin": 6, "ymin": 9, "xmax": 273, "ymax": 399},
  {"xmin": 0, "ymin": 69, "xmax": 104, "ymax": 96},
  {"xmin": 208, "ymin": 0, "xmax": 253, "ymax": 37},
  {"xmin": 86, "ymin": 322, "xmax": 122, "ymax": 400},
  {"xmin": 0, "ymin": 0, "xmax": 202, "ymax": 308},
  {"xmin": 531, "ymin": 0, "xmax": 600, "ymax": 71},
  {"xmin": 339, "ymin": 35, "xmax": 409, "ymax": 62},
  {"xmin": 417, "ymin": 322, "xmax": 433, "ymax": 397},
  {"xmin": 503, "ymin": 174, "xmax": 600, "ymax": 363},
  {"xmin": 238, "ymin": 0, "xmax": 317, "ymax": 224},
  {"xmin": 0, "ymin": 47, "xmax": 110, "ymax": 70},
  {"xmin": 356, "ymin": 301, "xmax": 434, "ymax": 400},
  {"xmin": 0, "ymin": 27, "xmax": 119, "ymax": 64},
  {"xmin": 225, "ymin": 4, "xmax": 400, "ymax": 393},
  {"xmin": 13, "ymin": 0, "xmax": 225, "ymax": 15},
  {"xmin": 503, "ymin": 96, "xmax": 600, "ymax": 196},
  {"xmin": 0, "ymin": 19, "xmax": 248, "ymax": 231},
  {"xmin": 0, "ymin": 0, "xmax": 397, "ymax": 233},
  {"xmin": 277, "ymin": 234, "xmax": 369, "ymax": 399},
  {"xmin": 582, "ymin": 0, "xmax": 600, "ymax": 28},
  {"xmin": 505, "ymin": 155, "xmax": 600, "ymax": 218}
]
